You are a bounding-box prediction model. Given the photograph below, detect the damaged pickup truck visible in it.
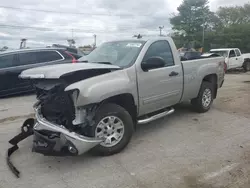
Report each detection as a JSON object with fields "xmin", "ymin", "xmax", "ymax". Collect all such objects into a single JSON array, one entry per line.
[{"xmin": 8, "ymin": 36, "xmax": 225, "ymax": 177}]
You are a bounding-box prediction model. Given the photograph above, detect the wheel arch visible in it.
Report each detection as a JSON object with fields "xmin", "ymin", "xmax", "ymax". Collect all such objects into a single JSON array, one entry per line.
[
  {"xmin": 201, "ymin": 74, "xmax": 218, "ymax": 99},
  {"xmin": 100, "ymin": 93, "xmax": 138, "ymax": 129}
]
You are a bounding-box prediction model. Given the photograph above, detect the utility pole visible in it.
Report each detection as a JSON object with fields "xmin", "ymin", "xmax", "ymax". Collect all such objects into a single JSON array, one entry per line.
[
  {"xmin": 93, "ymin": 34, "xmax": 97, "ymax": 48},
  {"xmin": 202, "ymin": 16, "xmax": 205, "ymax": 52},
  {"xmin": 159, "ymin": 26, "xmax": 164, "ymax": 36}
]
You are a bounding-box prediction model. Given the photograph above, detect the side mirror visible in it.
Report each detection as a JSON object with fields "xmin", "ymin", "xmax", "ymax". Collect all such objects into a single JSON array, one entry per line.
[{"xmin": 141, "ymin": 56, "xmax": 165, "ymax": 71}]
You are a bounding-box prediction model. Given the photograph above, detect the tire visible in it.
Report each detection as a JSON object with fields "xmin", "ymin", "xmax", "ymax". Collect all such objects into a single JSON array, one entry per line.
[
  {"xmin": 191, "ymin": 81, "xmax": 214, "ymax": 113},
  {"xmin": 243, "ymin": 61, "xmax": 250, "ymax": 72},
  {"xmin": 90, "ymin": 103, "xmax": 134, "ymax": 156}
]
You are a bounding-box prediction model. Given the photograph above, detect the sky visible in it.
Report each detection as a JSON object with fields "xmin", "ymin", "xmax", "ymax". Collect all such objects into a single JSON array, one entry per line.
[{"xmin": 0, "ymin": 0, "xmax": 249, "ymax": 49}]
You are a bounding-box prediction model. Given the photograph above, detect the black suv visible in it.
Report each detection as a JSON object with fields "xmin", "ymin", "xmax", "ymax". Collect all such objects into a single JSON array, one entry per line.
[{"xmin": 0, "ymin": 48, "xmax": 79, "ymax": 97}]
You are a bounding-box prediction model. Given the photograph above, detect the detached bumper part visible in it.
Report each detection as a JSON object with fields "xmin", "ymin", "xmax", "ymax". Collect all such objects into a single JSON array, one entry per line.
[
  {"xmin": 34, "ymin": 106, "xmax": 103, "ymax": 156},
  {"xmin": 7, "ymin": 118, "xmax": 35, "ymax": 178},
  {"xmin": 7, "ymin": 106, "xmax": 103, "ymax": 178}
]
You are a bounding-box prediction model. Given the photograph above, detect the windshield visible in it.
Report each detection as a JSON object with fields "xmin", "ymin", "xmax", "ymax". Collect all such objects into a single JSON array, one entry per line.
[
  {"xmin": 210, "ymin": 50, "xmax": 229, "ymax": 57},
  {"xmin": 78, "ymin": 40, "xmax": 145, "ymax": 67}
]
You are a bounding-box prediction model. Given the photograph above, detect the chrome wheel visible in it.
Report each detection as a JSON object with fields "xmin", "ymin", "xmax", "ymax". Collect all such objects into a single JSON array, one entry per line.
[
  {"xmin": 95, "ymin": 116, "xmax": 125, "ymax": 147},
  {"xmin": 202, "ymin": 88, "xmax": 212, "ymax": 108}
]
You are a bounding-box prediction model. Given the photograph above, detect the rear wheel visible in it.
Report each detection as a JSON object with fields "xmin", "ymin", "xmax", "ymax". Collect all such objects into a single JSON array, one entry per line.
[
  {"xmin": 191, "ymin": 81, "xmax": 214, "ymax": 113},
  {"xmin": 90, "ymin": 103, "xmax": 134, "ymax": 156}
]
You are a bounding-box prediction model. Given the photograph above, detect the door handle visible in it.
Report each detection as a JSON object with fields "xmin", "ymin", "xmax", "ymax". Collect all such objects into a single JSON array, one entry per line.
[
  {"xmin": 169, "ymin": 71, "xmax": 179, "ymax": 77},
  {"xmin": 236, "ymin": 58, "xmax": 238, "ymax": 60}
]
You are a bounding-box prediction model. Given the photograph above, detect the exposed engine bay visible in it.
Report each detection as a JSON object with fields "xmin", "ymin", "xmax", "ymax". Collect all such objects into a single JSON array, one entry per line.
[
  {"xmin": 34, "ymin": 79, "xmax": 97, "ymax": 136},
  {"xmin": 7, "ymin": 66, "xmax": 120, "ymax": 178}
]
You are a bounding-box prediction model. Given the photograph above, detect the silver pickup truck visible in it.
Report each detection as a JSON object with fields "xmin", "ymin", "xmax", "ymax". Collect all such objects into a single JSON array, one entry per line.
[{"xmin": 17, "ymin": 37, "xmax": 225, "ymax": 158}]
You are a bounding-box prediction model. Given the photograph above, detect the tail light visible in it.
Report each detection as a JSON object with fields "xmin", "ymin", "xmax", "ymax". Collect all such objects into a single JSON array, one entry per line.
[{"xmin": 65, "ymin": 51, "xmax": 78, "ymax": 63}]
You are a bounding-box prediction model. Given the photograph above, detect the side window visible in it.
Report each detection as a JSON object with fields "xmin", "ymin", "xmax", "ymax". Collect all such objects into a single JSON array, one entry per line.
[
  {"xmin": 229, "ymin": 50, "xmax": 236, "ymax": 58},
  {"xmin": 235, "ymin": 49, "xmax": 241, "ymax": 56},
  {"xmin": 0, "ymin": 54, "xmax": 14, "ymax": 68},
  {"xmin": 143, "ymin": 40, "xmax": 174, "ymax": 66},
  {"xmin": 17, "ymin": 52, "xmax": 37, "ymax": 66},
  {"xmin": 36, "ymin": 51, "xmax": 63, "ymax": 63}
]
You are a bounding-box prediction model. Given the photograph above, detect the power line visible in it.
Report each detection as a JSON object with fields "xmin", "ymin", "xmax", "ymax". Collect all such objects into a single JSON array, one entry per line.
[
  {"xmin": 0, "ymin": 5, "xmax": 149, "ymax": 17},
  {"xmin": 0, "ymin": 24, "xmax": 110, "ymax": 33}
]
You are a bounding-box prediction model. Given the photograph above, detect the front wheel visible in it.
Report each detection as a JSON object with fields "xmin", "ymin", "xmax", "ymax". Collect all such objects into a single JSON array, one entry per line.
[
  {"xmin": 90, "ymin": 103, "xmax": 134, "ymax": 156},
  {"xmin": 191, "ymin": 81, "xmax": 214, "ymax": 113}
]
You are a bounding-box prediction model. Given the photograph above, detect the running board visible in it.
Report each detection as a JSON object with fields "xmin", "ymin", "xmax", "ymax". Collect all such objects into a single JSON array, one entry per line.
[{"xmin": 137, "ymin": 108, "xmax": 175, "ymax": 124}]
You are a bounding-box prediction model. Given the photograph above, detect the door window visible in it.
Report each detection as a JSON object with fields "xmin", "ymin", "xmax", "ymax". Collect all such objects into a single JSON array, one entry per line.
[
  {"xmin": 235, "ymin": 49, "xmax": 241, "ymax": 56},
  {"xmin": 36, "ymin": 51, "xmax": 63, "ymax": 63},
  {"xmin": 143, "ymin": 40, "xmax": 174, "ymax": 67},
  {"xmin": 17, "ymin": 52, "xmax": 37, "ymax": 66},
  {"xmin": 0, "ymin": 54, "xmax": 14, "ymax": 68},
  {"xmin": 229, "ymin": 50, "xmax": 236, "ymax": 58}
]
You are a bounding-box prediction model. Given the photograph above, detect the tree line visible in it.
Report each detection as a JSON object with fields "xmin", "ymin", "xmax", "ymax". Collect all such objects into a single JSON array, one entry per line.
[{"xmin": 170, "ymin": 0, "xmax": 250, "ymax": 53}]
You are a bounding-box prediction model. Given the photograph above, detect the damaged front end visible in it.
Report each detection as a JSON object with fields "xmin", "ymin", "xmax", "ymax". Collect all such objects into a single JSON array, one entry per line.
[
  {"xmin": 31, "ymin": 80, "xmax": 103, "ymax": 157},
  {"xmin": 7, "ymin": 64, "xmax": 120, "ymax": 177}
]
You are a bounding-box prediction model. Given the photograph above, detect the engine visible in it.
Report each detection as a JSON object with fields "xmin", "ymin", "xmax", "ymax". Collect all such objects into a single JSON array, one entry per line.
[{"xmin": 34, "ymin": 80, "xmax": 76, "ymax": 130}]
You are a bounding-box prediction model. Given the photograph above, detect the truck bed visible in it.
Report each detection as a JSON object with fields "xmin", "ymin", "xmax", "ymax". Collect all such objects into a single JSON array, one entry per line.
[{"xmin": 181, "ymin": 56, "xmax": 225, "ymax": 102}]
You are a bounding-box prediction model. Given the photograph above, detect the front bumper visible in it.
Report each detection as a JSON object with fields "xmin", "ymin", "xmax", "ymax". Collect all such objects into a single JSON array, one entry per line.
[{"xmin": 32, "ymin": 106, "xmax": 103, "ymax": 156}]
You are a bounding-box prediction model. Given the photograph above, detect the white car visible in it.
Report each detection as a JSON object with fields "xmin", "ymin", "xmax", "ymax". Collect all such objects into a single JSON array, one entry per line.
[{"xmin": 210, "ymin": 48, "xmax": 250, "ymax": 71}]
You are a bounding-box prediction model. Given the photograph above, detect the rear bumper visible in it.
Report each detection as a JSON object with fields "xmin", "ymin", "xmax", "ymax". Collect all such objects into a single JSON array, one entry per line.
[{"xmin": 32, "ymin": 106, "xmax": 103, "ymax": 156}]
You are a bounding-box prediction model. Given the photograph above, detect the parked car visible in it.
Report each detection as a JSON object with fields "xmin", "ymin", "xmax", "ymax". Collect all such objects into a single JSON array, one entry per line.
[
  {"xmin": 0, "ymin": 47, "xmax": 78, "ymax": 97},
  {"xmin": 210, "ymin": 48, "xmax": 250, "ymax": 71},
  {"xmin": 200, "ymin": 53, "xmax": 221, "ymax": 58},
  {"xmin": 180, "ymin": 51, "xmax": 202, "ymax": 61},
  {"xmin": 17, "ymin": 36, "xmax": 225, "ymax": 158},
  {"xmin": 51, "ymin": 44, "xmax": 84, "ymax": 59}
]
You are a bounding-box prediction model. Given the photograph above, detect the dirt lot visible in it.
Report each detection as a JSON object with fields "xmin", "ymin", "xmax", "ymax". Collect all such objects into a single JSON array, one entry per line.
[
  {"xmin": 0, "ymin": 72, "xmax": 249, "ymax": 188},
  {"xmin": 214, "ymin": 71, "xmax": 250, "ymax": 119}
]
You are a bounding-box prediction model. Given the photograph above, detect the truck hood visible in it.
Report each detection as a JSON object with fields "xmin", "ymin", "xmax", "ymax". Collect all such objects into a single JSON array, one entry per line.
[{"xmin": 19, "ymin": 63, "xmax": 121, "ymax": 79}]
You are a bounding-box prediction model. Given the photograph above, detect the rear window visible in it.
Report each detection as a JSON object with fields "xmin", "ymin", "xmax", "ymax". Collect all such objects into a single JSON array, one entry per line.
[
  {"xmin": 0, "ymin": 54, "xmax": 14, "ymax": 68},
  {"xmin": 36, "ymin": 51, "xmax": 63, "ymax": 63},
  {"xmin": 66, "ymin": 48, "xmax": 78, "ymax": 54}
]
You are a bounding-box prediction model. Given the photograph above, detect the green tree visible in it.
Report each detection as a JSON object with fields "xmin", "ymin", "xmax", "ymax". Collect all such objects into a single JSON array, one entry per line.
[
  {"xmin": 217, "ymin": 3, "xmax": 250, "ymax": 27},
  {"xmin": 170, "ymin": 0, "xmax": 215, "ymax": 47}
]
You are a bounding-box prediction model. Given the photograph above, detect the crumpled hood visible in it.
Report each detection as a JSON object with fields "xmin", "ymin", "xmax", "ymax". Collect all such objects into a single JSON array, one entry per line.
[{"xmin": 19, "ymin": 63, "xmax": 120, "ymax": 79}]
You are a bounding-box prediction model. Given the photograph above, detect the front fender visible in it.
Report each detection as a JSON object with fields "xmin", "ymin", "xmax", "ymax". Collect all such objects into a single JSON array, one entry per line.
[{"xmin": 65, "ymin": 70, "xmax": 138, "ymax": 107}]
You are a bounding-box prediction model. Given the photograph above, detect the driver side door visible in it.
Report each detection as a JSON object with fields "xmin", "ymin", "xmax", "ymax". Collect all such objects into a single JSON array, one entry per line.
[
  {"xmin": 137, "ymin": 40, "xmax": 183, "ymax": 115},
  {"xmin": 228, "ymin": 50, "xmax": 238, "ymax": 69}
]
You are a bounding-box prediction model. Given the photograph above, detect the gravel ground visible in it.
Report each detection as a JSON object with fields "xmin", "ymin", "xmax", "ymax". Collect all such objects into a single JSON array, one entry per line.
[
  {"xmin": 214, "ymin": 71, "xmax": 250, "ymax": 119},
  {"xmin": 0, "ymin": 72, "xmax": 249, "ymax": 188}
]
